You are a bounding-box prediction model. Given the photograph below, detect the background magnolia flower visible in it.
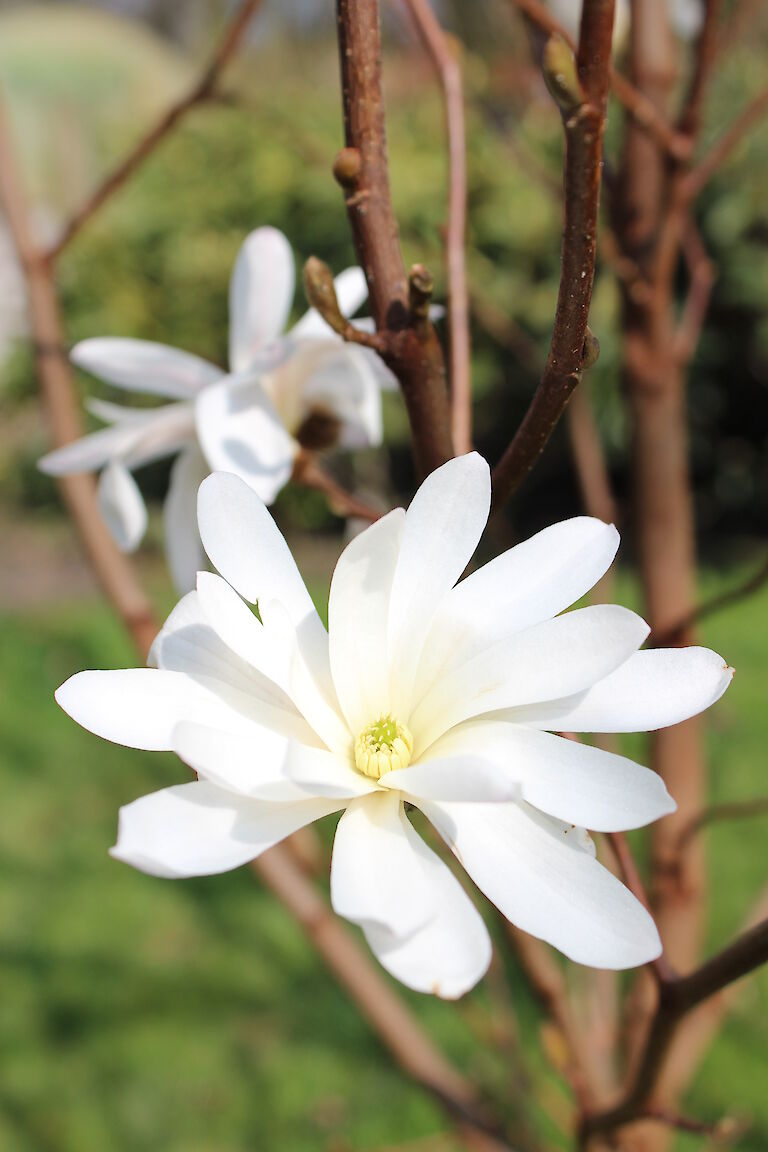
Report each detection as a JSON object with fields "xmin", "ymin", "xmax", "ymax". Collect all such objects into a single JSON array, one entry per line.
[
  {"xmin": 39, "ymin": 226, "xmax": 393, "ymax": 592},
  {"xmin": 55, "ymin": 453, "xmax": 732, "ymax": 998}
]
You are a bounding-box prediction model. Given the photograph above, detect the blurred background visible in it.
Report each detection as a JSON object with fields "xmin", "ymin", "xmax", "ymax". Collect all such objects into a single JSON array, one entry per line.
[{"xmin": 1, "ymin": 2, "xmax": 767, "ymax": 1150}]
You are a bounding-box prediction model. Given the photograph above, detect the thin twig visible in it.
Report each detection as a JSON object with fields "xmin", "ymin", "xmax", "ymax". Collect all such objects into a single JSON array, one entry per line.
[
  {"xmin": 673, "ymin": 221, "xmax": 715, "ymax": 364},
  {"xmin": 334, "ymin": 0, "xmax": 453, "ymax": 475},
  {"xmin": 682, "ymin": 84, "xmax": 768, "ymax": 200},
  {"xmin": 580, "ymin": 918, "xmax": 768, "ymax": 1143},
  {"xmin": 292, "ymin": 452, "xmax": 383, "ymax": 523},
  {"xmin": 506, "ymin": 0, "xmax": 691, "ymax": 160},
  {"xmin": 675, "ymin": 798, "xmax": 768, "ymax": 853},
  {"xmin": 652, "ymin": 552, "xmax": 768, "ymax": 647},
  {"xmin": 402, "ymin": 0, "xmax": 472, "ymax": 454},
  {"xmin": 606, "ymin": 834, "xmax": 677, "ymax": 984},
  {"xmin": 492, "ymin": 0, "xmax": 615, "ymax": 507},
  {"xmin": 44, "ymin": 0, "xmax": 263, "ymax": 262}
]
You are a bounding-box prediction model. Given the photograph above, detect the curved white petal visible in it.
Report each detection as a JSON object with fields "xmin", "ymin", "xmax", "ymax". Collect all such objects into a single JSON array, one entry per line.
[
  {"xmin": 411, "ymin": 605, "xmax": 650, "ymax": 756},
  {"xmin": 39, "ymin": 422, "xmax": 145, "ymax": 476},
  {"xmin": 229, "ymin": 227, "xmax": 295, "ymax": 371},
  {"xmin": 380, "ymin": 757, "xmax": 520, "ymax": 803},
  {"xmin": 389, "ymin": 453, "xmax": 491, "ymax": 718},
  {"xmin": 55, "ymin": 668, "xmax": 256, "ymax": 751},
  {"xmin": 72, "ymin": 338, "xmax": 221, "ymax": 399},
  {"xmin": 195, "ymin": 373, "xmax": 297, "ymax": 504},
  {"xmin": 422, "ymin": 722, "xmax": 675, "ymax": 830},
  {"xmin": 331, "ymin": 793, "xmax": 436, "ymax": 938},
  {"xmin": 363, "ymin": 823, "xmax": 492, "ymax": 998},
  {"xmin": 195, "ymin": 571, "xmax": 282, "ymax": 679},
  {"xmin": 98, "ymin": 460, "xmax": 148, "ymax": 551},
  {"xmin": 514, "ymin": 647, "xmax": 733, "ymax": 733},
  {"xmin": 424, "ymin": 799, "xmax": 661, "ymax": 969},
  {"xmin": 414, "ymin": 517, "xmax": 620, "ymax": 701},
  {"xmin": 111, "ymin": 780, "xmax": 341, "ymax": 878},
  {"xmin": 84, "ymin": 397, "xmax": 151, "ymax": 425},
  {"xmin": 148, "ymin": 592, "xmax": 320, "ymax": 745},
  {"xmin": 328, "ymin": 508, "xmax": 405, "ymax": 733},
  {"xmin": 301, "ymin": 344, "xmax": 383, "ymax": 449},
  {"xmin": 163, "ymin": 445, "xmax": 209, "ymax": 593}
]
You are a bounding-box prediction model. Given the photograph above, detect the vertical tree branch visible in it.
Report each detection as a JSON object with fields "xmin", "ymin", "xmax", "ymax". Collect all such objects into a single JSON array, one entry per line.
[
  {"xmin": 335, "ymin": 0, "xmax": 453, "ymax": 474},
  {"xmin": 491, "ymin": 0, "xmax": 615, "ymax": 506},
  {"xmin": 401, "ymin": 0, "xmax": 472, "ymax": 453}
]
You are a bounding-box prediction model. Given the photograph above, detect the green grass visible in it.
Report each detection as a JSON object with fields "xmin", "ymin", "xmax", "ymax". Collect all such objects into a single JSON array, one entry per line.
[{"xmin": 1, "ymin": 570, "xmax": 767, "ymax": 1151}]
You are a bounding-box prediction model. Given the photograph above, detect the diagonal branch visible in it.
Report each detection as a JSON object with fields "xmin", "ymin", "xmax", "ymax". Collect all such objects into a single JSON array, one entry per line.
[
  {"xmin": 651, "ymin": 551, "xmax": 768, "ymax": 647},
  {"xmin": 491, "ymin": 1, "xmax": 614, "ymax": 507},
  {"xmin": 580, "ymin": 918, "xmax": 768, "ymax": 1144},
  {"xmin": 682, "ymin": 84, "xmax": 768, "ymax": 201},
  {"xmin": 334, "ymin": 0, "xmax": 453, "ymax": 475},
  {"xmin": 401, "ymin": 0, "xmax": 472, "ymax": 454},
  {"xmin": 44, "ymin": 0, "xmax": 263, "ymax": 263}
]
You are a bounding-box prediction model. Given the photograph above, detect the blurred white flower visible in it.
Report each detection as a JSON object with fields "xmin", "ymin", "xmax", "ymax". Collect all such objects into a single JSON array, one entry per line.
[
  {"xmin": 56, "ymin": 453, "xmax": 732, "ymax": 998},
  {"xmin": 39, "ymin": 227, "xmax": 391, "ymax": 592}
]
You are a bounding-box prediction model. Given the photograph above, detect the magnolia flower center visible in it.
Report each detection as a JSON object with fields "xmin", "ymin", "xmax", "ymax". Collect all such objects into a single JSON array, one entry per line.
[{"xmin": 354, "ymin": 715, "xmax": 413, "ymax": 780}]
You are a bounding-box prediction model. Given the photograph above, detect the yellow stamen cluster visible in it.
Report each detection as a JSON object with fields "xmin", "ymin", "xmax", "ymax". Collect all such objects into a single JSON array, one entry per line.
[{"xmin": 354, "ymin": 715, "xmax": 413, "ymax": 780}]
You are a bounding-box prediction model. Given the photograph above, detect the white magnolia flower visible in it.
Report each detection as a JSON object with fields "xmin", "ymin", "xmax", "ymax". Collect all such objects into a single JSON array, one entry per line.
[
  {"xmin": 56, "ymin": 453, "xmax": 732, "ymax": 998},
  {"xmin": 39, "ymin": 226, "xmax": 392, "ymax": 592}
]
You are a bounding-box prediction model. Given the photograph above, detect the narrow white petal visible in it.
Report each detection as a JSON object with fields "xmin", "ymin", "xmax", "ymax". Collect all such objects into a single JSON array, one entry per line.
[
  {"xmin": 55, "ymin": 668, "xmax": 253, "ymax": 751},
  {"xmin": 195, "ymin": 571, "xmax": 282, "ymax": 680},
  {"xmin": 301, "ymin": 344, "xmax": 383, "ymax": 449},
  {"xmin": 364, "ymin": 823, "xmax": 491, "ymax": 998},
  {"xmin": 514, "ymin": 647, "xmax": 733, "ymax": 733},
  {"xmin": 163, "ymin": 445, "xmax": 209, "ymax": 593},
  {"xmin": 195, "ymin": 374, "xmax": 296, "ymax": 504},
  {"xmin": 328, "ymin": 508, "xmax": 405, "ymax": 733},
  {"xmin": 410, "ymin": 605, "xmax": 650, "ymax": 755},
  {"xmin": 111, "ymin": 780, "xmax": 340, "ymax": 878},
  {"xmin": 389, "ymin": 453, "xmax": 491, "ymax": 717},
  {"xmin": 414, "ymin": 517, "xmax": 620, "ymax": 701},
  {"xmin": 424, "ymin": 800, "xmax": 661, "ymax": 968},
  {"xmin": 39, "ymin": 422, "xmax": 144, "ymax": 476},
  {"xmin": 72, "ymin": 338, "xmax": 221, "ymax": 399},
  {"xmin": 97, "ymin": 461, "xmax": 148, "ymax": 552},
  {"xmin": 84, "ymin": 398, "xmax": 151, "ymax": 425},
  {"xmin": 229, "ymin": 227, "xmax": 295, "ymax": 371},
  {"xmin": 331, "ymin": 793, "xmax": 436, "ymax": 938},
  {"xmin": 381, "ymin": 757, "xmax": 520, "ymax": 803},
  {"xmin": 422, "ymin": 721, "xmax": 675, "ymax": 830}
]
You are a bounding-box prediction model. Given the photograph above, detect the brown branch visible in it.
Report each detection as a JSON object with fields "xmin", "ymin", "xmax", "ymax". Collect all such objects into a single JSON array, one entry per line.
[
  {"xmin": 334, "ymin": 0, "xmax": 453, "ymax": 475},
  {"xmin": 255, "ymin": 846, "xmax": 517, "ymax": 1152},
  {"xmin": 639, "ymin": 1107, "xmax": 741, "ymax": 1141},
  {"xmin": 677, "ymin": 0, "xmax": 723, "ymax": 140},
  {"xmin": 675, "ymin": 797, "xmax": 768, "ymax": 853},
  {"xmin": 651, "ymin": 552, "xmax": 768, "ymax": 647},
  {"xmin": 580, "ymin": 918, "xmax": 768, "ymax": 1144},
  {"xmin": 44, "ymin": 0, "xmax": 262, "ymax": 263},
  {"xmin": 292, "ymin": 452, "xmax": 383, "ymax": 523},
  {"xmin": 682, "ymin": 84, "xmax": 768, "ymax": 201},
  {"xmin": 607, "ymin": 834, "xmax": 677, "ymax": 985},
  {"xmin": 672, "ymin": 221, "xmax": 715, "ymax": 364},
  {"xmin": 402, "ymin": 0, "xmax": 472, "ymax": 454},
  {"xmin": 506, "ymin": 0, "xmax": 691, "ymax": 160},
  {"xmin": 0, "ymin": 102, "xmax": 159, "ymax": 657},
  {"xmin": 566, "ymin": 383, "xmax": 619, "ymax": 528},
  {"xmin": 491, "ymin": 2, "xmax": 614, "ymax": 507}
]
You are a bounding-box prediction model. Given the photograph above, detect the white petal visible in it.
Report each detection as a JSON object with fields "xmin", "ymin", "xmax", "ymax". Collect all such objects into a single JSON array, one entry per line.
[
  {"xmin": 148, "ymin": 592, "xmax": 320, "ymax": 745},
  {"xmin": 515, "ymin": 647, "xmax": 734, "ymax": 733},
  {"xmin": 163, "ymin": 445, "xmax": 209, "ymax": 593},
  {"xmin": 422, "ymin": 721, "xmax": 675, "ymax": 830},
  {"xmin": 195, "ymin": 571, "xmax": 282, "ymax": 681},
  {"xmin": 363, "ymin": 822, "xmax": 491, "ymax": 998},
  {"xmin": 172, "ymin": 720, "xmax": 368, "ymax": 800},
  {"xmin": 389, "ymin": 453, "xmax": 491, "ymax": 718},
  {"xmin": 301, "ymin": 345, "xmax": 383, "ymax": 449},
  {"xmin": 84, "ymin": 398, "xmax": 150, "ymax": 425},
  {"xmin": 328, "ymin": 508, "xmax": 405, "ymax": 733},
  {"xmin": 331, "ymin": 793, "xmax": 436, "ymax": 938},
  {"xmin": 424, "ymin": 800, "xmax": 661, "ymax": 969},
  {"xmin": 98, "ymin": 461, "xmax": 148, "ymax": 551},
  {"xmin": 410, "ymin": 605, "xmax": 650, "ymax": 755},
  {"xmin": 381, "ymin": 757, "xmax": 520, "ymax": 803},
  {"xmin": 414, "ymin": 517, "xmax": 620, "ymax": 701},
  {"xmin": 39, "ymin": 422, "xmax": 145, "ymax": 476},
  {"xmin": 229, "ymin": 227, "xmax": 295, "ymax": 371},
  {"xmin": 72, "ymin": 338, "xmax": 221, "ymax": 399},
  {"xmin": 198, "ymin": 470, "xmax": 314, "ymax": 621},
  {"xmin": 55, "ymin": 668, "xmax": 254, "ymax": 751},
  {"xmin": 195, "ymin": 373, "xmax": 296, "ymax": 504},
  {"xmin": 111, "ymin": 780, "xmax": 340, "ymax": 878}
]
